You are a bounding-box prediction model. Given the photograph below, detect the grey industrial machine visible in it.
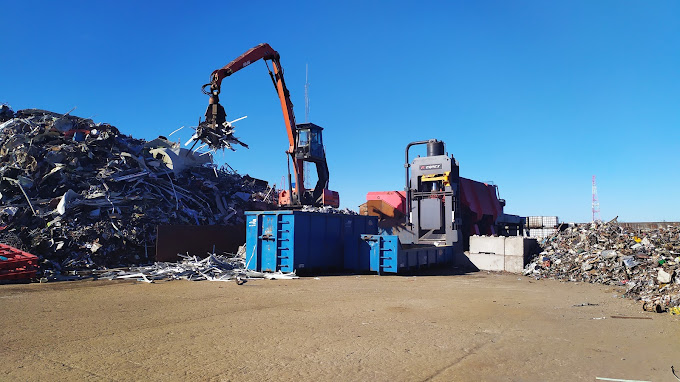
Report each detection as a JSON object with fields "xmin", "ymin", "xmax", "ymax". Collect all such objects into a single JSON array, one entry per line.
[
  {"xmin": 361, "ymin": 139, "xmax": 521, "ymax": 274},
  {"xmin": 398, "ymin": 139, "xmax": 462, "ymax": 247}
]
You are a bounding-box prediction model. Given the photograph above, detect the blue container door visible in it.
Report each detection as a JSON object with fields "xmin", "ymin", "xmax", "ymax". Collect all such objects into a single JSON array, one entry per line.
[
  {"xmin": 245, "ymin": 214, "xmax": 259, "ymax": 271},
  {"xmin": 368, "ymin": 235, "xmax": 398, "ymax": 274},
  {"xmin": 367, "ymin": 237, "xmax": 380, "ymax": 272},
  {"xmin": 257, "ymin": 213, "xmax": 295, "ymax": 272},
  {"xmin": 343, "ymin": 216, "xmax": 378, "ymax": 271},
  {"xmin": 260, "ymin": 214, "xmax": 278, "ymax": 272},
  {"xmin": 307, "ymin": 214, "xmax": 342, "ymax": 269},
  {"xmin": 277, "ymin": 214, "xmax": 294, "ymax": 272}
]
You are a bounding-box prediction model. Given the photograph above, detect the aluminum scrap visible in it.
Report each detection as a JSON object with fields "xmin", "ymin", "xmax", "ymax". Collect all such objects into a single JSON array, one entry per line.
[
  {"xmin": 301, "ymin": 205, "xmax": 358, "ymax": 215},
  {"xmin": 100, "ymin": 253, "xmax": 298, "ymax": 283},
  {"xmin": 524, "ymin": 221, "xmax": 680, "ymax": 310},
  {"xmin": 0, "ymin": 106, "xmax": 276, "ymax": 275}
]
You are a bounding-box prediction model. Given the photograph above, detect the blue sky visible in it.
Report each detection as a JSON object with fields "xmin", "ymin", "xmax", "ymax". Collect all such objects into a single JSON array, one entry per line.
[{"xmin": 2, "ymin": 1, "xmax": 678, "ymax": 222}]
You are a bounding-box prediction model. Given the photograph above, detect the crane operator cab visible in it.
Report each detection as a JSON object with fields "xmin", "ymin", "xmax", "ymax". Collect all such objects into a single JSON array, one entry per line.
[
  {"xmin": 283, "ymin": 122, "xmax": 339, "ymax": 208},
  {"xmin": 294, "ymin": 123, "xmax": 325, "ymax": 162}
]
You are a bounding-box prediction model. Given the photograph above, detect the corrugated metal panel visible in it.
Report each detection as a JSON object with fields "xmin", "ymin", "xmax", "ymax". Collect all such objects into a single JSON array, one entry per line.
[{"xmin": 156, "ymin": 225, "xmax": 245, "ymax": 262}]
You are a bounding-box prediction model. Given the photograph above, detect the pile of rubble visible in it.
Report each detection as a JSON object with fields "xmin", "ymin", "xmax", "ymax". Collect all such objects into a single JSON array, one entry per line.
[
  {"xmin": 0, "ymin": 106, "xmax": 275, "ymax": 272},
  {"xmin": 525, "ymin": 221, "xmax": 680, "ymax": 310}
]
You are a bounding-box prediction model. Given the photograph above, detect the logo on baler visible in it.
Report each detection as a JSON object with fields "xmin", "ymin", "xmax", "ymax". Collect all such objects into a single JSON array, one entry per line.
[{"xmin": 419, "ymin": 164, "xmax": 442, "ymax": 170}]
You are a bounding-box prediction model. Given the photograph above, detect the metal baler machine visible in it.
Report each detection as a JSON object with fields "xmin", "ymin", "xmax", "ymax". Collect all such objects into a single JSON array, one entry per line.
[{"xmin": 360, "ymin": 139, "xmax": 523, "ymax": 274}]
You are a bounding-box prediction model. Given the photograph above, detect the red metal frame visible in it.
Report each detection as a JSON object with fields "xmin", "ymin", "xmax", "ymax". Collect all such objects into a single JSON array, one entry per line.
[{"xmin": 0, "ymin": 244, "xmax": 38, "ymax": 281}]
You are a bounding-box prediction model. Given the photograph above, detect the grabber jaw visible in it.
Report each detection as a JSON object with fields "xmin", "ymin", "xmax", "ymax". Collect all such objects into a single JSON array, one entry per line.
[
  {"xmin": 193, "ymin": 94, "xmax": 229, "ymax": 150},
  {"xmin": 204, "ymin": 94, "xmax": 227, "ymax": 131},
  {"xmin": 189, "ymin": 94, "xmax": 249, "ymax": 151},
  {"xmin": 191, "ymin": 82, "xmax": 249, "ymax": 151}
]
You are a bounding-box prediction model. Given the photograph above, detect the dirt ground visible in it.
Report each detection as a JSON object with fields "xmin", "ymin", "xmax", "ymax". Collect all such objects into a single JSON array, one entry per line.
[{"xmin": 1, "ymin": 271, "xmax": 678, "ymax": 382}]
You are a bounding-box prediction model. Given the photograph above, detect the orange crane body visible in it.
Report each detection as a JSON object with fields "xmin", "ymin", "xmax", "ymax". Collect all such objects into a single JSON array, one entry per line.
[{"xmin": 204, "ymin": 43, "xmax": 338, "ymax": 208}]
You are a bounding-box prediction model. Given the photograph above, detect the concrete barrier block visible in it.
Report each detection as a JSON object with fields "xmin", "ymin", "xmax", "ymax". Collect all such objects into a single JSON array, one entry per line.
[
  {"xmin": 470, "ymin": 236, "xmax": 505, "ymax": 256},
  {"xmin": 467, "ymin": 252, "xmax": 505, "ymax": 272},
  {"xmin": 505, "ymin": 237, "xmax": 540, "ymax": 259},
  {"xmin": 504, "ymin": 255, "xmax": 526, "ymax": 273},
  {"xmin": 504, "ymin": 236, "xmax": 524, "ymax": 257}
]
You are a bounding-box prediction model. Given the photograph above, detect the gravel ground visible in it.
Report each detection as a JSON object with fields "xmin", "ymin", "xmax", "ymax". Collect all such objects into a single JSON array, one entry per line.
[{"xmin": 1, "ymin": 272, "xmax": 678, "ymax": 381}]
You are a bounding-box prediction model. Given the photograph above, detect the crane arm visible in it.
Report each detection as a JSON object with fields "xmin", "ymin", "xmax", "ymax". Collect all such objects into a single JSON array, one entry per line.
[
  {"xmin": 205, "ymin": 43, "xmax": 297, "ymax": 152},
  {"xmin": 208, "ymin": 43, "xmax": 279, "ymax": 93},
  {"xmin": 269, "ymin": 59, "xmax": 304, "ymax": 198},
  {"xmin": 202, "ymin": 43, "xmax": 304, "ymax": 205}
]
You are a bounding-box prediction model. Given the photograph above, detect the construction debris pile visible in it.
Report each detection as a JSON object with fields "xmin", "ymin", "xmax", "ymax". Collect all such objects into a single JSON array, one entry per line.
[
  {"xmin": 525, "ymin": 222, "xmax": 680, "ymax": 310},
  {"xmin": 0, "ymin": 106, "xmax": 275, "ymax": 272}
]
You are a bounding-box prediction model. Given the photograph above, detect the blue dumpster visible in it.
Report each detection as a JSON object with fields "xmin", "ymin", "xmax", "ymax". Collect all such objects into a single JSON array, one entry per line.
[
  {"xmin": 245, "ymin": 211, "xmax": 377, "ymax": 273},
  {"xmin": 359, "ymin": 234, "xmax": 456, "ymax": 274}
]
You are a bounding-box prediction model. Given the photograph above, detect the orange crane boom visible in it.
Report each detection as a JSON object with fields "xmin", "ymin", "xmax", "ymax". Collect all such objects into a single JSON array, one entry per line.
[{"xmin": 201, "ymin": 43, "xmax": 339, "ymax": 208}]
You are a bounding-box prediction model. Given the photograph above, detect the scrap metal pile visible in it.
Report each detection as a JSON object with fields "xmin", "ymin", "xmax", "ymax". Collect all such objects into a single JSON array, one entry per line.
[
  {"xmin": 301, "ymin": 205, "xmax": 358, "ymax": 215},
  {"xmin": 0, "ymin": 106, "xmax": 275, "ymax": 272},
  {"xmin": 99, "ymin": 251, "xmax": 298, "ymax": 283},
  {"xmin": 525, "ymin": 221, "xmax": 680, "ymax": 310}
]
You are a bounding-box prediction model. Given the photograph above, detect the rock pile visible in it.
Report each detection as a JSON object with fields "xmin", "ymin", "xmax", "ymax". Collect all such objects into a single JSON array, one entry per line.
[
  {"xmin": 0, "ymin": 106, "xmax": 274, "ymax": 272},
  {"xmin": 525, "ymin": 221, "xmax": 680, "ymax": 310}
]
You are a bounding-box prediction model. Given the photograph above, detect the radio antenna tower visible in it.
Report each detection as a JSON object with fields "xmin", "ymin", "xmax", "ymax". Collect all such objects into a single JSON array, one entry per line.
[
  {"xmin": 304, "ymin": 64, "xmax": 310, "ymax": 123},
  {"xmin": 592, "ymin": 175, "xmax": 601, "ymax": 222}
]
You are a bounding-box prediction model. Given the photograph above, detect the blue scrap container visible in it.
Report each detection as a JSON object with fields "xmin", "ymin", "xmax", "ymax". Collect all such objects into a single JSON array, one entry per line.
[
  {"xmin": 360, "ymin": 234, "xmax": 456, "ymax": 274},
  {"xmin": 245, "ymin": 210, "xmax": 378, "ymax": 273}
]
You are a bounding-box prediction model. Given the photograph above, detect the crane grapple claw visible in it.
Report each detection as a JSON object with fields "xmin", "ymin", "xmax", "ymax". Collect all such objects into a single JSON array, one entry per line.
[
  {"xmin": 193, "ymin": 120, "xmax": 249, "ymax": 151},
  {"xmin": 192, "ymin": 100, "xmax": 248, "ymax": 151}
]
